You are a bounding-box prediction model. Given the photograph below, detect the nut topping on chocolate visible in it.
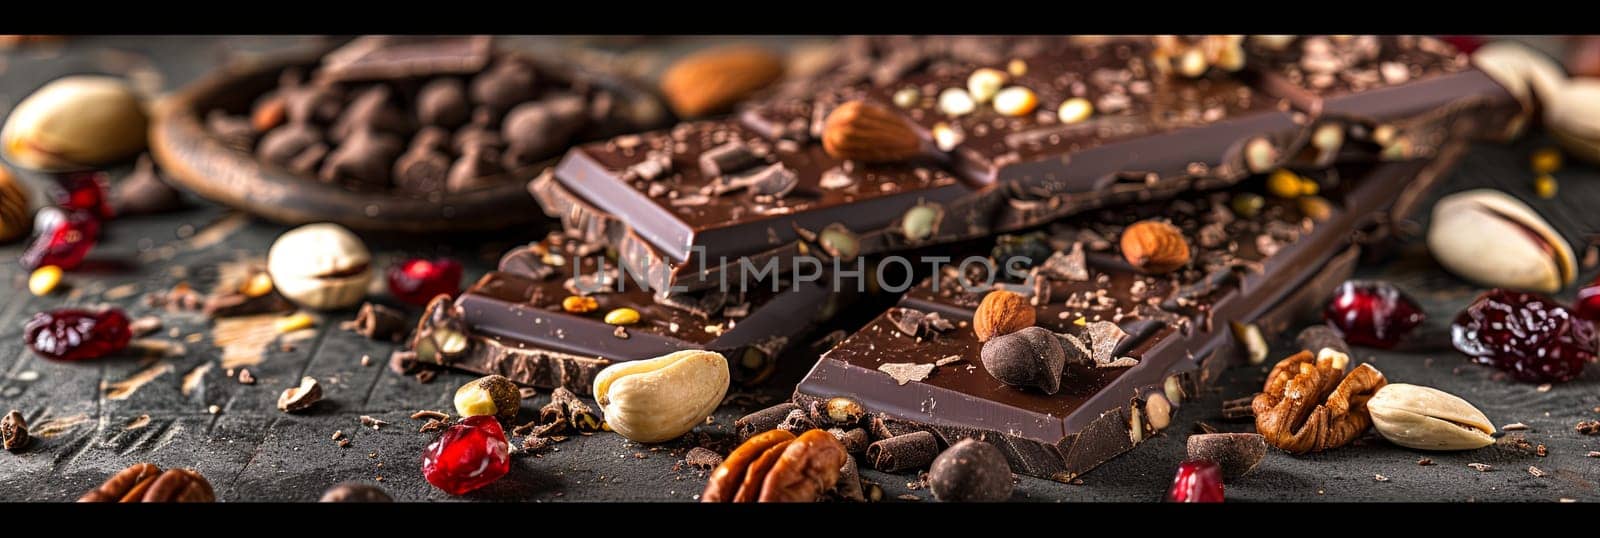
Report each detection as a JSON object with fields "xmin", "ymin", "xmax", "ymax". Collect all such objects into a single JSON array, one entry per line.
[
  {"xmin": 1120, "ymin": 219, "xmax": 1191, "ymax": 274},
  {"xmin": 822, "ymin": 101, "xmax": 922, "ymax": 163},
  {"xmin": 973, "ymin": 289, "xmax": 1034, "ymax": 342}
]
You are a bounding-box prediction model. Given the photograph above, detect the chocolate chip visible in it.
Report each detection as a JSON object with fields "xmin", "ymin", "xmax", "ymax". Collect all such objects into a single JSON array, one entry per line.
[
  {"xmin": 1186, "ymin": 433, "xmax": 1267, "ymax": 481},
  {"xmin": 1295, "ymin": 325, "xmax": 1350, "ymax": 357},
  {"xmin": 470, "ymin": 58, "xmax": 538, "ymax": 111},
  {"xmin": 930, "ymin": 439, "xmax": 1013, "ymax": 502},
  {"xmin": 980, "ymin": 327, "xmax": 1066, "ymax": 394},
  {"xmin": 318, "ymin": 482, "xmax": 393, "ymax": 502},
  {"xmin": 111, "ymin": 154, "xmax": 184, "ymax": 216},
  {"xmin": 416, "ymin": 78, "xmax": 470, "ymax": 128},
  {"xmin": 2, "ymin": 410, "xmax": 28, "ymax": 452},
  {"xmin": 445, "ymin": 146, "xmax": 505, "ymax": 193},
  {"xmin": 257, "ymin": 123, "xmax": 325, "ymax": 167},
  {"xmin": 698, "ymin": 141, "xmax": 760, "ymax": 178},
  {"xmin": 393, "ymin": 148, "xmax": 450, "ymax": 195},
  {"xmin": 320, "ymin": 129, "xmax": 403, "ymax": 189},
  {"xmin": 330, "ymin": 85, "xmax": 412, "ymax": 141}
]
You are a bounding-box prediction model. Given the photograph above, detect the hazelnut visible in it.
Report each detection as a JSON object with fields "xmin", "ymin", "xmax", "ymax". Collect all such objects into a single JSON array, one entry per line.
[
  {"xmin": 1, "ymin": 76, "xmax": 148, "ymax": 171},
  {"xmin": 1119, "ymin": 220, "xmax": 1190, "ymax": 274},
  {"xmin": 930, "ymin": 439, "xmax": 1013, "ymax": 502},
  {"xmin": 278, "ymin": 376, "xmax": 322, "ymax": 413},
  {"xmin": 973, "ymin": 289, "xmax": 1034, "ymax": 342},
  {"xmin": 454, "ymin": 374, "xmax": 520, "ymax": 422},
  {"xmin": 980, "ymin": 327, "xmax": 1066, "ymax": 394},
  {"xmin": 266, "ymin": 223, "xmax": 372, "ymax": 311}
]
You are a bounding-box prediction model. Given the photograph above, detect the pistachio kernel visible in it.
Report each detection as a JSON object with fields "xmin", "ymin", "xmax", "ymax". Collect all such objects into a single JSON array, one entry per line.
[
  {"xmin": 1231, "ymin": 193, "xmax": 1265, "ymax": 218},
  {"xmin": 901, "ymin": 204, "xmax": 943, "ymax": 242},
  {"xmin": 562, "ymin": 295, "xmax": 599, "ymax": 314},
  {"xmin": 818, "ymin": 223, "xmax": 860, "ymax": 260}
]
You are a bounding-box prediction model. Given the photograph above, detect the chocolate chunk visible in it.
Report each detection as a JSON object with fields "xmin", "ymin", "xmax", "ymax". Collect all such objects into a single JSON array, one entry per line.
[
  {"xmin": 2, "ymin": 410, "xmax": 28, "ymax": 452},
  {"xmin": 257, "ymin": 123, "xmax": 325, "ymax": 168},
  {"xmin": 698, "ymin": 141, "xmax": 760, "ymax": 178},
  {"xmin": 622, "ymin": 153, "xmax": 671, "ymax": 182},
  {"xmin": 331, "ymin": 85, "xmax": 412, "ymax": 141},
  {"xmin": 1186, "ymin": 433, "xmax": 1267, "ymax": 481},
  {"xmin": 830, "ymin": 427, "xmax": 870, "ymax": 454},
  {"xmin": 393, "ymin": 148, "xmax": 451, "ymax": 195},
  {"xmin": 867, "ymin": 431, "xmax": 939, "ymax": 472},
  {"xmin": 409, "ymin": 126, "xmax": 452, "ymax": 154},
  {"xmin": 445, "ymin": 146, "xmax": 505, "ymax": 193},
  {"xmin": 470, "ymin": 58, "xmax": 538, "ymax": 111},
  {"xmin": 980, "ymin": 327, "xmax": 1066, "ymax": 394},
  {"xmin": 497, "ymin": 245, "xmax": 557, "ymax": 280},
  {"xmin": 452, "ymin": 108, "xmax": 505, "ymax": 154},
  {"xmin": 685, "ymin": 447, "xmax": 723, "ymax": 470},
  {"xmin": 777, "ymin": 408, "xmax": 816, "ymax": 434},
  {"xmin": 834, "ymin": 457, "xmax": 866, "ymax": 502},
  {"xmin": 735, "ymin": 403, "xmax": 799, "ymax": 441},
  {"xmin": 930, "ymin": 439, "xmax": 1013, "ymax": 502},
  {"xmin": 743, "ymin": 163, "xmax": 798, "ymax": 198},
  {"xmin": 502, "ymin": 95, "xmax": 586, "ymax": 167},
  {"xmin": 1295, "ymin": 325, "xmax": 1351, "ymax": 357},
  {"xmin": 206, "ymin": 110, "xmax": 257, "ymax": 152},
  {"xmin": 1085, "ymin": 321, "xmax": 1132, "ymax": 367},
  {"xmin": 111, "ymin": 154, "xmax": 184, "ymax": 216},
  {"xmin": 342, "ymin": 302, "xmax": 410, "ymax": 342},
  {"xmin": 318, "ymin": 35, "xmax": 492, "ymax": 82},
  {"xmin": 320, "ymin": 129, "xmax": 403, "ymax": 189},
  {"xmin": 417, "ymin": 78, "xmax": 470, "ymax": 129},
  {"xmin": 1038, "ymin": 242, "xmax": 1089, "ymax": 281}
]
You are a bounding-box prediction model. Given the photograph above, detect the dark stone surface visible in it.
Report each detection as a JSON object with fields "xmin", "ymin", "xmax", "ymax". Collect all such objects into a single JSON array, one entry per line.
[{"xmin": 2, "ymin": 36, "xmax": 1599, "ymax": 502}]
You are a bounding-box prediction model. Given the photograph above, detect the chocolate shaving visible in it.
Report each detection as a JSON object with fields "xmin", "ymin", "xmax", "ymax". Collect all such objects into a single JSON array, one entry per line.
[
  {"xmin": 1038, "ymin": 242, "xmax": 1089, "ymax": 281},
  {"xmin": 544, "ymin": 387, "xmax": 601, "ymax": 431},
  {"xmin": 878, "ymin": 362, "xmax": 936, "ymax": 385},
  {"xmin": 1085, "ymin": 321, "xmax": 1135, "ymax": 367},
  {"xmin": 342, "ymin": 302, "xmax": 410, "ymax": 342},
  {"xmin": 734, "ymin": 403, "xmax": 799, "ymax": 441},
  {"xmin": 698, "ymin": 141, "xmax": 761, "ymax": 178},
  {"xmin": 886, "ymin": 308, "xmax": 954, "ymax": 338},
  {"xmin": 866, "ymin": 431, "xmax": 938, "ymax": 472},
  {"xmin": 778, "ymin": 409, "xmax": 817, "ymax": 434}
]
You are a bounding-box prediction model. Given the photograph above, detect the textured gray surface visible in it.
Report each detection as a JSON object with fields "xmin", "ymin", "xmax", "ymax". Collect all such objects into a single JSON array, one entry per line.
[{"xmin": 1, "ymin": 36, "xmax": 1598, "ymax": 503}]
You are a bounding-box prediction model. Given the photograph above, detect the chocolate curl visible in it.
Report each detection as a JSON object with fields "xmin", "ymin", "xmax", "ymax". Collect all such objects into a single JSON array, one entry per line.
[
  {"xmin": 866, "ymin": 431, "xmax": 939, "ymax": 472},
  {"xmin": 869, "ymin": 414, "xmax": 921, "ymax": 441},
  {"xmin": 777, "ymin": 409, "xmax": 816, "ymax": 434},
  {"xmin": 341, "ymin": 302, "xmax": 410, "ymax": 342},
  {"xmin": 547, "ymin": 387, "xmax": 601, "ymax": 432},
  {"xmin": 734, "ymin": 403, "xmax": 799, "ymax": 441},
  {"xmin": 833, "ymin": 457, "xmax": 866, "ymax": 502},
  {"xmin": 831, "ymin": 428, "xmax": 870, "ymax": 454}
]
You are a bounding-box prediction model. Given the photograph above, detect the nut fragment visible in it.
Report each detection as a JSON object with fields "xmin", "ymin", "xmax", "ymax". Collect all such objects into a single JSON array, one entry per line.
[
  {"xmin": 562, "ymin": 295, "xmax": 599, "ymax": 313},
  {"xmin": 0, "ymin": 165, "xmax": 30, "ymax": 244},
  {"xmin": 938, "ymin": 88, "xmax": 976, "ymax": 116},
  {"xmin": 823, "ymin": 397, "xmax": 865, "ymax": 426},
  {"xmin": 319, "ymin": 482, "xmax": 393, "ymax": 502},
  {"xmin": 659, "ymin": 46, "xmax": 784, "ymax": 118},
  {"xmin": 1, "ymin": 410, "xmax": 28, "ymax": 452},
  {"xmin": 900, "ymin": 204, "xmax": 943, "ymax": 242},
  {"xmin": 1186, "ymin": 433, "xmax": 1266, "ymax": 481},
  {"xmin": 821, "ymin": 101, "xmax": 922, "ymax": 163},
  {"xmin": 79, "ymin": 463, "xmax": 215, "ymax": 502},
  {"xmin": 266, "ymin": 223, "xmax": 372, "ymax": 310},
  {"xmin": 1427, "ymin": 189, "xmax": 1575, "ymax": 293},
  {"xmin": 411, "ymin": 294, "xmax": 469, "ymax": 365},
  {"xmin": 1, "ymin": 76, "xmax": 148, "ymax": 171},
  {"xmin": 1057, "ymin": 97, "xmax": 1093, "ymax": 124},
  {"xmin": 973, "ymin": 289, "xmax": 1034, "ymax": 342},
  {"xmin": 593, "ymin": 349, "xmax": 729, "ymax": 443},
  {"xmin": 454, "ymin": 374, "xmax": 520, "ymax": 421},
  {"xmin": 28, "ymin": 265, "xmax": 62, "ymax": 296},
  {"xmin": 1368, "ymin": 384, "xmax": 1496, "ymax": 451},
  {"xmin": 278, "ymin": 376, "xmax": 323, "ymax": 413},
  {"xmin": 966, "ymin": 68, "xmax": 1008, "ymax": 104},
  {"xmin": 992, "ymin": 87, "xmax": 1038, "ymax": 117},
  {"xmin": 1252, "ymin": 350, "xmax": 1387, "ymax": 454},
  {"xmin": 929, "ymin": 439, "xmax": 1013, "ymax": 502},
  {"xmin": 603, "ymin": 307, "xmax": 640, "ymax": 325},
  {"xmin": 1232, "ymin": 322, "xmax": 1269, "ymax": 365},
  {"xmin": 703, "ymin": 428, "xmax": 847, "ymax": 503},
  {"xmin": 1120, "ymin": 220, "xmax": 1191, "ymax": 274}
]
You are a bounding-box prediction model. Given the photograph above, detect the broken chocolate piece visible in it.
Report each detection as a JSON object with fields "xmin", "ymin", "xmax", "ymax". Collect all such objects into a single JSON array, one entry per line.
[{"xmin": 343, "ymin": 302, "xmax": 410, "ymax": 342}]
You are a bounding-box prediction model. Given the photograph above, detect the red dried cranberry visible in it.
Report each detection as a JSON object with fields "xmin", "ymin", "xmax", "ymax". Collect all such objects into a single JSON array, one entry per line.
[
  {"xmin": 421, "ymin": 415, "xmax": 509, "ymax": 495},
  {"xmin": 19, "ymin": 211, "xmax": 100, "ymax": 271},
  {"xmin": 24, "ymin": 308, "xmax": 132, "ymax": 361},
  {"xmin": 1166, "ymin": 460, "xmax": 1224, "ymax": 503},
  {"xmin": 1323, "ymin": 280, "xmax": 1426, "ymax": 349},
  {"xmin": 1452, "ymin": 289, "xmax": 1596, "ymax": 383},
  {"xmin": 1437, "ymin": 36, "xmax": 1486, "ymax": 55},
  {"xmin": 1574, "ymin": 277, "xmax": 1600, "ymax": 321},
  {"xmin": 54, "ymin": 171, "xmax": 114, "ymax": 220},
  {"xmin": 387, "ymin": 257, "xmax": 464, "ymax": 306}
]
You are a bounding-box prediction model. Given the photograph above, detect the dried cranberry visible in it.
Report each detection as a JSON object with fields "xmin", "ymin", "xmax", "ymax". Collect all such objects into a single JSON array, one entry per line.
[
  {"xmin": 387, "ymin": 257, "xmax": 464, "ymax": 306},
  {"xmin": 1437, "ymin": 35, "xmax": 1486, "ymax": 55},
  {"xmin": 1323, "ymin": 280, "xmax": 1426, "ymax": 349},
  {"xmin": 24, "ymin": 308, "xmax": 132, "ymax": 361},
  {"xmin": 1452, "ymin": 289, "xmax": 1597, "ymax": 383},
  {"xmin": 421, "ymin": 415, "xmax": 509, "ymax": 495},
  {"xmin": 19, "ymin": 211, "xmax": 100, "ymax": 271},
  {"xmin": 1166, "ymin": 460, "xmax": 1224, "ymax": 503},
  {"xmin": 54, "ymin": 171, "xmax": 114, "ymax": 220}
]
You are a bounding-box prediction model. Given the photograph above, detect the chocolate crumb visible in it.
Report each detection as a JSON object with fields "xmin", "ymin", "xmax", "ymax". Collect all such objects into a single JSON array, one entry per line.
[
  {"xmin": 360, "ymin": 416, "xmax": 389, "ymax": 430},
  {"xmin": 1418, "ymin": 458, "xmax": 1433, "ymax": 466},
  {"xmin": 415, "ymin": 370, "xmax": 436, "ymax": 384},
  {"xmin": 1468, "ymin": 463, "xmax": 1492, "ymax": 472},
  {"xmin": 337, "ymin": 438, "xmax": 352, "ymax": 448},
  {"xmin": 684, "ymin": 447, "xmax": 722, "ymax": 470},
  {"xmin": 1502, "ymin": 422, "xmax": 1530, "ymax": 431},
  {"xmin": 1577, "ymin": 420, "xmax": 1600, "ymax": 435},
  {"xmin": 419, "ymin": 419, "xmax": 445, "ymax": 433},
  {"xmin": 1528, "ymin": 466, "xmax": 1546, "ymax": 478},
  {"xmin": 411, "ymin": 410, "xmax": 448, "ymax": 421}
]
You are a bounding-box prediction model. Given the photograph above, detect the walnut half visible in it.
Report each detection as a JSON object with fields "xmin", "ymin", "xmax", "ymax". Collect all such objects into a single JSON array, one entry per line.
[{"xmin": 1252, "ymin": 350, "xmax": 1387, "ymax": 454}]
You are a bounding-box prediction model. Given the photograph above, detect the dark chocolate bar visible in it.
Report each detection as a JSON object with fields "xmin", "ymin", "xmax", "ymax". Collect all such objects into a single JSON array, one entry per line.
[
  {"xmin": 542, "ymin": 36, "xmax": 1517, "ymax": 295},
  {"xmin": 791, "ymin": 148, "xmax": 1465, "ymax": 482}
]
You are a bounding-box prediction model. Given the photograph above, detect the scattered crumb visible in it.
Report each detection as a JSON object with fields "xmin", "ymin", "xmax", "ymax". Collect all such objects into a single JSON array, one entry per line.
[
  {"xmin": 237, "ymin": 369, "xmax": 255, "ymax": 385},
  {"xmin": 1528, "ymin": 466, "xmax": 1546, "ymax": 478},
  {"xmin": 1588, "ymin": 451, "xmax": 1600, "ymax": 458},
  {"xmin": 124, "ymin": 415, "xmax": 151, "ymax": 431},
  {"xmin": 1576, "ymin": 420, "xmax": 1600, "ymax": 435},
  {"xmin": 1561, "ymin": 498, "xmax": 1577, "ymax": 503},
  {"xmin": 359, "ymin": 416, "xmax": 389, "ymax": 430},
  {"xmin": 1535, "ymin": 383, "xmax": 1552, "ymax": 393},
  {"xmin": 1374, "ymin": 474, "xmax": 1389, "ymax": 482},
  {"xmin": 1501, "ymin": 422, "xmax": 1530, "ymax": 431},
  {"xmin": 208, "ymin": 405, "xmax": 221, "ymax": 414},
  {"xmin": 337, "ymin": 438, "xmax": 352, "ymax": 448},
  {"xmin": 1468, "ymin": 463, "xmax": 1492, "ymax": 472},
  {"xmin": 361, "ymin": 355, "xmax": 372, "ymax": 367},
  {"xmin": 934, "ymin": 355, "xmax": 963, "ymax": 367},
  {"xmin": 1417, "ymin": 458, "xmax": 1433, "ymax": 466},
  {"xmin": 410, "ymin": 410, "xmax": 448, "ymax": 421}
]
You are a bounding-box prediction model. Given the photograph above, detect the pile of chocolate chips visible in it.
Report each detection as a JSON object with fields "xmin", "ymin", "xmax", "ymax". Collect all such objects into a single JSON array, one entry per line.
[{"xmin": 206, "ymin": 41, "xmax": 644, "ymax": 197}]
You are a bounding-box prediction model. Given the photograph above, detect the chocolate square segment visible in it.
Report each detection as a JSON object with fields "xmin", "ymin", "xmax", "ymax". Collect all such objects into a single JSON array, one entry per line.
[
  {"xmin": 795, "ymin": 155, "xmax": 1460, "ymax": 481},
  {"xmin": 859, "ymin": 40, "xmax": 1302, "ymax": 188},
  {"xmin": 554, "ymin": 120, "xmax": 970, "ymax": 264}
]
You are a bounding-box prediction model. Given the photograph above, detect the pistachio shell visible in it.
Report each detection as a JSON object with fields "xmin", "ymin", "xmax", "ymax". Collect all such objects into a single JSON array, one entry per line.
[
  {"xmin": 1427, "ymin": 189, "xmax": 1574, "ymax": 293},
  {"xmin": 1368, "ymin": 384, "xmax": 1495, "ymax": 451},
  {"xmin": 1, "ymin": 76, "xmax": 148, "ymax": 171}
]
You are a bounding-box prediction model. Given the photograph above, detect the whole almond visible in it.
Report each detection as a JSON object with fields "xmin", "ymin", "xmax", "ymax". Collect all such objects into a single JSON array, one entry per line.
[
  {"xmin": 973, "ymin": 289, "xmax": 1034, "ymax": 342},
  {"xmin": 660, "ymin": 46, "xmax": 784, "ymax": 118},
  {"xmin": 1120, "ymin": 220, "xmax": 1190, "ymax": 274},
  {"xmin": 822, "ymin": 101, "xmax": 922, "ymax": 163}
]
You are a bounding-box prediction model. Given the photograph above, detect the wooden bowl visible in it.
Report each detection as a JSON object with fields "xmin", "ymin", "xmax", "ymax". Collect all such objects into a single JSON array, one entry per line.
[{"xmin": 150, "ymin": 48, "xmax": 669, "ymax": 233}]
